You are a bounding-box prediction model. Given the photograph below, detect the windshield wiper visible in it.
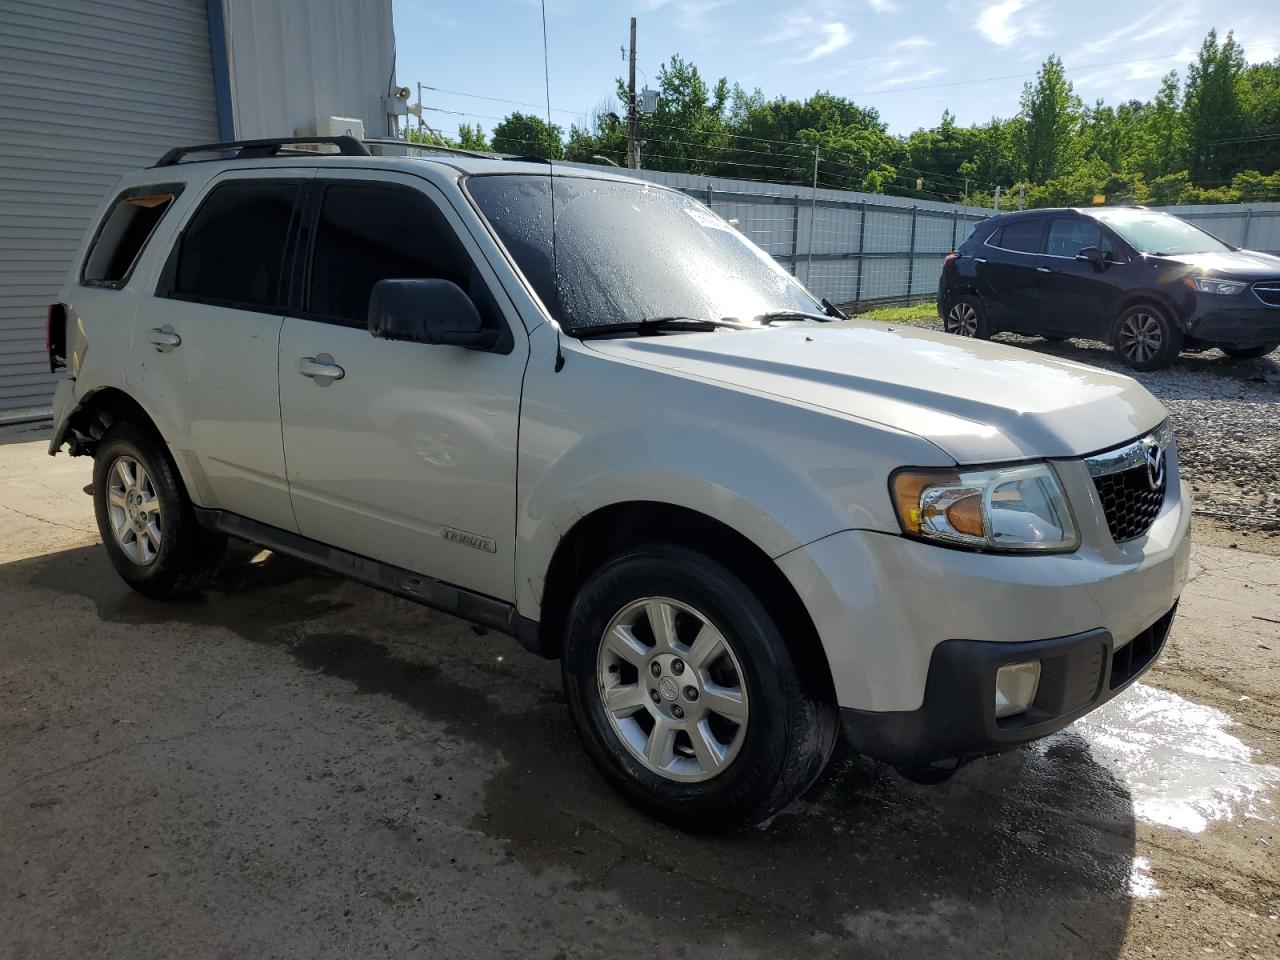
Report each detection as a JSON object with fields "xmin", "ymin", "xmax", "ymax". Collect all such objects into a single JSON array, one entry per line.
[
  {"xmin": 754, "ymin": 299, "xmax": 848, "ymax": 325},
  {"xmin": 574, "ymin": 316, "xmax": 755, "ymax": 339}
]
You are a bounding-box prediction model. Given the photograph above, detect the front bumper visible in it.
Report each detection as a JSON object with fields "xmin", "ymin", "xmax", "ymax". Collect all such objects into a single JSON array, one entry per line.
[
  {"xmin": 1186, "ymin": 295, "xmax": 1280, "ymax": 346},
  {"xmin": 840, "ymin": 604, "xmax": 1175, "ymax": 766}
]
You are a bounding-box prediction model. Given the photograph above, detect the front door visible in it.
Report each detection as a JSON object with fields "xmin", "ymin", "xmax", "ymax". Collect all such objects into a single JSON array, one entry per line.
[
  {"xmin": 127, "ymin": 169, "xmax": 313, "ymax": 531},
  {"xmin": 1035, "ymin": 217, "xmax": 1123, "ymax": 337},
  {"xmin": 277, "ymin": 173, "xmax": 527, "ymax": 602}
]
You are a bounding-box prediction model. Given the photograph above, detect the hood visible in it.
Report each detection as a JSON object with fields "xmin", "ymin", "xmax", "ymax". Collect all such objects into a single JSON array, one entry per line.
[
  {"xmin": 583, "ymin": 321, "xmax": 1168, "ymax": 463},
  {"xmin": 1159, "ymin": 248, "xmax": 1280, "ymax": 279}
]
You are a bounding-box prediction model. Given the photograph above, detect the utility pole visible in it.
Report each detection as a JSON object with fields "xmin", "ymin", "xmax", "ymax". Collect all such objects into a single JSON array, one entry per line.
[
  {"xmin": 806, "ymin": 144, "xmax": 820, "ymax": 282},
  {"xmin": 963, "ymin": 177, "xmax": 969, "ymax": 207},
  {"xmin": 1017, "ymin": 183, "xmax": 1025, "ymax": 210},
  {"xmin": 993, "ymin": 185, "xmax": 1002, "ymax": 211},
  {"xmin": 626, "ymin": 17, "xmax": 637, "ymax": 169},
  {"xmin": 417, "ymin": 81, "xmax": 424, "ymax": 137}
]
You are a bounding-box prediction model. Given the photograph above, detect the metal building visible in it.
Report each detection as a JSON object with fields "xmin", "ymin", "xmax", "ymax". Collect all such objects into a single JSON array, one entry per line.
[{"xmin": 0, "ymin": 0, "xmax": 398, "ymax": 422}]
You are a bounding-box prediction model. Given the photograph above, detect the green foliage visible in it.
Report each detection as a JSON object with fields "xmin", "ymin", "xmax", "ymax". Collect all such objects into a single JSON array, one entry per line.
[{"xmin": 433, "ymin": 30, "xmax": 1278, "ymax": 208}]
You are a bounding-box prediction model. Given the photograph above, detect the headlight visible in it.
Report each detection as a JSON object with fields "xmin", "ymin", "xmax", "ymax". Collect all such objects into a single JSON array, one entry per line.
[
  {"xmin": 1183, "ymin": 276, "xmax": 1247, "ymax": 295},
  {"xmin": 890, "ymin": 463, "xmax": 1079, "ymax": 553}
]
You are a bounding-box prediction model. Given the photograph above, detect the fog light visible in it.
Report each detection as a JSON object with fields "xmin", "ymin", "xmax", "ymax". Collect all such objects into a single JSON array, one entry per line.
[{"xmin": 995, "ymin": 660, "xmax": 1041, "ymax": 718}]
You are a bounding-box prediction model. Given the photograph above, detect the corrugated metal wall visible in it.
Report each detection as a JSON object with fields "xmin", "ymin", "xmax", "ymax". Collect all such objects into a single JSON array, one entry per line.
[
  {"xmin": 1158, "ymin": 202, "xmax": 1280, "ymax": 253},
  {"xmin": 0, "ymin": 0, "xmax": 219, "ymax": 420},
  {"xmin": 224, "ymin": 0, "xmax": 396, "ymax": 140}
]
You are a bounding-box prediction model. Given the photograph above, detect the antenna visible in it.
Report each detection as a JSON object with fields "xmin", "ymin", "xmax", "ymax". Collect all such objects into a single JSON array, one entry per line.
[{"xmin": 539, "ymin": 0, "xmax": 566, "ymax": 372}]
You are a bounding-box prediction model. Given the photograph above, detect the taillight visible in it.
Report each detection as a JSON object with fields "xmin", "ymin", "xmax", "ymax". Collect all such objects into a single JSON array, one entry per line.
[
  {"xmin": 943, "ymin": 251, "xmax": 960, "ymax": 267},
  {"xmin": 47, "ymin": 303, "xmax": 67, "ymax": 373}
]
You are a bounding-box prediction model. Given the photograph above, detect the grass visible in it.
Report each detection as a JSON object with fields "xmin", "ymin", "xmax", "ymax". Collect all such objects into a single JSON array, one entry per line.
[{"xmin": 854, "ymin": 300, "xmax": 938, "ymax": 322}]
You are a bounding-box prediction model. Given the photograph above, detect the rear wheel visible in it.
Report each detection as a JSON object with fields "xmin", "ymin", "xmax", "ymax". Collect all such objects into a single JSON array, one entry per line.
[
  {"xmin": 561, "ymin": 544, "xmax": 837, "ymax": 830},
  {"xmin": 1113, "ymin": 304, "xmax": 1182, "ymax": 371},
  {"xmin": 943, "ymin": 294, "xmax": 991, "ymax": 339},
  {"xmin": 93, "ymin": 423, "xmax": 225, "ymax": 598},
  {"xmin": 1221, "ymin": 343, "xmax": 1278, "ymax": 360}
]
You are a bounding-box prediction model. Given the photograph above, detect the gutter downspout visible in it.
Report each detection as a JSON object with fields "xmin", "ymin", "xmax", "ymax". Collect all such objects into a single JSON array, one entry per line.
[{"xmin": 205, "ymin": 0, "xmax": 235, "ymax": 140}]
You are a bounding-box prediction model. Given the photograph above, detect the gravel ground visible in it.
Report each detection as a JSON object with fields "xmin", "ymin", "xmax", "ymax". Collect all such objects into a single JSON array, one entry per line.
[{"xmin": 880, "ymin": 316, "xmax": 1280, "ymax": 548}]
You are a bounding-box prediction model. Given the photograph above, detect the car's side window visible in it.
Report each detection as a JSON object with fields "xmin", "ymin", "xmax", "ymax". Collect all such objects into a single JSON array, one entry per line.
[
  {"xmin": 305, "ymin": 181, "xmax": 502, "ymax": 331},
  {"xmin": 995, "ymin": 219, "xmax": 1044, "ymax": 254},
  {"xmin": 168, "ymin": 180, "xmax": 300, "ymax": 311},
  {"xmin": 1046, "ymin": 218, "xmax": 1117, "ymax": 259}
]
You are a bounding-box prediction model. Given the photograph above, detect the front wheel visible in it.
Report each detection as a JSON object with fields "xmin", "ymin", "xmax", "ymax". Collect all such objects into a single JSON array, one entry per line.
[
  {"xmin": 93, "ymin": 423, "xmax": 226, "ymax": 598},
  {"xmin": 943, "ymin": 294, "xmax": 991, "ymax": 339},
  {"xmin": 561, "ymin": 544, "xmax": 837, "ymax": 830},
  {"xmin": 1221, "ymin": 343, "xmax": 1278, "ymax": 360},
  {"xmin": 1113, "ymin": 304, "xmax": 1183, "ymax": 371}
]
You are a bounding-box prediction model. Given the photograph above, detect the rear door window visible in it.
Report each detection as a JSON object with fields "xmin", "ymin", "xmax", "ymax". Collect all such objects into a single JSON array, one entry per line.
[
  {"xmin": 304, "ymin": 181, "xmax": 502, "ymax": 331},
  {"xmin": 82, "ymin": 187, "xmax": 182, "ymax": 287},
  {"xmin": 169, "ymin": 180, "xmax": 301, "ymax": 311},
  {"xmin": 994, "ymin": 219, "xmax": 1044, "ymax": 254}
]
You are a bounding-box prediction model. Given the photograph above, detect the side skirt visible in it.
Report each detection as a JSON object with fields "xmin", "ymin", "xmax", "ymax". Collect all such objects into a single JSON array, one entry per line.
[{"xmin": 193, "ymin": 508, "xmax": 548, "ymax": 657}]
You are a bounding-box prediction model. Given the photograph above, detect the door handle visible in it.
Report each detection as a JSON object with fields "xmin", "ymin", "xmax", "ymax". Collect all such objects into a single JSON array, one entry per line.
[
  {"xmin": 1036, "ymin": 266, "xmax": 1052, "ymax": 273},
  {"xmin": 298, "ymin": 354, "xmax": 345, "ymax": 382},
  {"xmin": 974, "ymin": 257, "xmax": 987, "ymax": 264},
  {"xmin": 148, "ymin": 327, "xmax": 181, "ymax": 352}
]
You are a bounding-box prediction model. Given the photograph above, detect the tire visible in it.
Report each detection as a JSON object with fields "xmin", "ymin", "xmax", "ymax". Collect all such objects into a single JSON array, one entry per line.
[
  {"xmin": 92, "ymin": 422, "xmax": 226, "ymax": 598},
  {"xmin": 1112, "ymin": 303, "xmax": 1183, "ymax": 371},
  {"xmin": 561, "ymin": 543, "xmax": 838, "ymax": 831},
  {"xmin": 942, "ymin": 294, "xmax": 991, "ymax": 339},
  {"xmin": 1221, "ymin": 343, "xmax": 1279, "ymax": 360}
]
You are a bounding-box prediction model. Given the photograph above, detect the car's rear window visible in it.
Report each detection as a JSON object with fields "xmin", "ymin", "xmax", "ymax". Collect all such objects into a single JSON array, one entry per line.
[{"xmin": 81, "ymin": 186, "xmax": 183, "ymax": 287}]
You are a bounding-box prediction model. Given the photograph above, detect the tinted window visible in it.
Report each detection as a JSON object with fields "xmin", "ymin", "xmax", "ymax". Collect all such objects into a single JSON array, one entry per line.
[
  {"xmin": 83, "ymin": 188, "xmax": 180, "ymax": 286},
  {"xmin": 467, "ymin": 174, "xmax": 819, "ymax": 333},
  {"xmin": 1047, "ymin": 218, "xmax": 1117, "ymax": 259},
  {"xmin": 173, "ymin": 181, "xmax": 299, "ymax": 309},
  {"xmin": 995, "ymin": 219, "xmax": 1043, "ymax": 253},
  {"xmin": 307, "ymin": 182, "xmax": 499, "ymax": 329}
]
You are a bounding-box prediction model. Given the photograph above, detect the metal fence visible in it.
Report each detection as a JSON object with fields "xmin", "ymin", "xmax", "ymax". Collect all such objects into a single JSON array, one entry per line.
[{"xmin": 569, "ymin": 162, "xmax": 1280, "ymax": 310}]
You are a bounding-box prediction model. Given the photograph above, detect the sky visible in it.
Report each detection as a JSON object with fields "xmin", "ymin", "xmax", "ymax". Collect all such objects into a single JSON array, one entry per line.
[{"xmin": 392, "ymin": 0, "xmax": 1279, "ymax": 139}]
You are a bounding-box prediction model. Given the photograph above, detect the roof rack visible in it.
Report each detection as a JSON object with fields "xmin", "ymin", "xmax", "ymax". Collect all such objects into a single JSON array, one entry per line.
[
  {"xmin": 153, "ymin": 136, "xmax": 371, "ymax": 167},
  {"xmin": 362, "ymin": 137, "xmax": 492, "ymax": 160}
]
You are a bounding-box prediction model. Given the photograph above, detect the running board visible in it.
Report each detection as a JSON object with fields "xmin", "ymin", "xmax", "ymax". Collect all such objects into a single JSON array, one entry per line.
[{"xmin": 193, "ymin": 508, "xmax": 546, "ymax": 656}]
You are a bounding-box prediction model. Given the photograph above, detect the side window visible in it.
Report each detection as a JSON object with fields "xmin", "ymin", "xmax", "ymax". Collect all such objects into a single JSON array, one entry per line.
[
  {"xmin": 306, "ymin": 182, "xmax": 501, "ymax": 330},
  {"xmin": 170, "ymin": 180, "xmax": 300, "ymax": 310},
  {"xmin": 1046, "ymin": 218, "xmax": 1102, "ymax": 257},
  {"xmin": 82, "ymin": 187, "xmax": 182, "ymax": 287},
  {"xmin": 997, "ymin": 219, "xmax": 1044, "ymax": 254}
]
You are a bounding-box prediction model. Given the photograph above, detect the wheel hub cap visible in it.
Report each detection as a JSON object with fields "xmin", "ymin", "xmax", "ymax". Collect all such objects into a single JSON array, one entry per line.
[
  {"xmin": 106, "ymin": 455, "xmax": 163, "ymax": 566},
  {"xmin": 596, "ymin": 597, "xmax": 750, "ymax": 782}
]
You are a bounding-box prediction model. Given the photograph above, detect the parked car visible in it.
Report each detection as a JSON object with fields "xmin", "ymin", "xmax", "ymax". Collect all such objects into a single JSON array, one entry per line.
[
  {"xmin": 938, "ymin": 205, "xmax": 1280, "ymax": 370},
  {"xmin": 47, "ymin": 137, "xmax": 1190, "ymax": 828}
]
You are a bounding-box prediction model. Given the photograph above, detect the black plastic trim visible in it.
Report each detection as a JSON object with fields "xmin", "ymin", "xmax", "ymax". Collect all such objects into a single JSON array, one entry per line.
[
  {"xmin": 193, "ymin": 508, "xmax": 546, "ymax": 656},
  {"xmin": 841, "ymin": 604, "xmax": 1176, "ymax": 766},
  {"xmin": 154, "ymin": 136, "xmax": 370, "ymax": 167}
]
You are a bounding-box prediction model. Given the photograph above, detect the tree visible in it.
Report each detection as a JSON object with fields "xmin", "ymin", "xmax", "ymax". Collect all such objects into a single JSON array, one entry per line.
[
  {"xmin": 491, "ymin": 112, "xmax": 563, "ymax": 159},
  {"xmin": 456, "ymin": 122, "xmax": 490, "ymax": 152},
  {"xmin": 1183, "ymin": 29, "xmax": 1247, "ymax": 182},
  {"xmin": 1017, "ymin": 55, "xmax": 1082, "ymax": 182}
]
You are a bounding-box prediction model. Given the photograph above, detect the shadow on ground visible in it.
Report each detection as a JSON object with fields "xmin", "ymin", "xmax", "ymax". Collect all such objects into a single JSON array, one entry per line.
[{"xmin": 11, "ymin": 541, "xmax": 1139, "ymax": 957}]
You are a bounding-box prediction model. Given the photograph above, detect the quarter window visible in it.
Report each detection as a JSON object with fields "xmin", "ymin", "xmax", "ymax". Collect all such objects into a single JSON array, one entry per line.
[
  {"xmin": 995, "ymin": 219, "xmax": 1044, "ymax": 254},
  {"xmin": 172, "ymin": 180, "xmax": 300, "ymax": 310},
  {"xmin": 306, "ymin": 182, "xmax": 500, "ymax": 329},
  {"xmin": 82, "ymin": 188, "xmax": 181, "ymax": 287}
]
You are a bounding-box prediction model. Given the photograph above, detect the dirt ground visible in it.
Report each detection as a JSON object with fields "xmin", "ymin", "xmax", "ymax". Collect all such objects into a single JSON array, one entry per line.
[{"xmin": 1, "ymin": 419, "xmax": 1278, "ymax": 960}]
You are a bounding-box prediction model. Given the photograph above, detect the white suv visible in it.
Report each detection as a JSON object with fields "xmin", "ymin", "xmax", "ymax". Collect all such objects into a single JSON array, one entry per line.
[{"xmin": 46, "ymin": 136, "xmax": 1191, "ymax": 828}]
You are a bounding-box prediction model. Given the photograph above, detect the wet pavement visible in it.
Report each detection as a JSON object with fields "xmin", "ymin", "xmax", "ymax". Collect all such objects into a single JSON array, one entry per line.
[{"xmin": 2, "ymin": 432, "xmax": 1278, "ymax": 959}]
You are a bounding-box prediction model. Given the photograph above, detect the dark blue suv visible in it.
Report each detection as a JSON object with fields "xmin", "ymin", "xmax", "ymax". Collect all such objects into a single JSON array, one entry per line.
[{"xmin": 938, "ymin": 206, "xmax": 1280, "ymax": 370}]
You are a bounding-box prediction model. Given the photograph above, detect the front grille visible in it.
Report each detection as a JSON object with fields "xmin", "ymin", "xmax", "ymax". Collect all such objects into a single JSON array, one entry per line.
[
  {"xmin": 1253, "ymin": 282, "xmax": 1280, "ymax": 307},
  {"xmin": 1110, "ymin": 605, "xmax": 1175, "ymax": 691},
  {"xmin": 1085, "ymin": 421, "xmax": 1172, "ymax": 544}
]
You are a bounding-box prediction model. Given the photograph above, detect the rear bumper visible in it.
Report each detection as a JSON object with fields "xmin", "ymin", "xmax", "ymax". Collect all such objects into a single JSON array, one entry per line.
[{"xmin": 840, "ymin": 605, "xmax": 1175, "ymax": 766}]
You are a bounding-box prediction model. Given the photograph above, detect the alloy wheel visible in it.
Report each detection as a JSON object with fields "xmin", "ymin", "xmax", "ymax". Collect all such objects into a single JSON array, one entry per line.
[
  {"xmin": 106, "ymin": 455, "xmax": 163, "ymax": 565},
  {"xmin": 596, "ymin": 596, "xmax": 749, "ymax": 782},
  {"xmin": 946, "ymin": 302, "xmax": 978, "ymax": 336},
  {"xmin": 1118, "ymin": 312, "xmax": 1163, "ymax": 364}
]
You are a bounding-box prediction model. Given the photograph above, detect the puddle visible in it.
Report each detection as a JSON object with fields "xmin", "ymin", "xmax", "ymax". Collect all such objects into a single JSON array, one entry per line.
[{"xmin": 1045, "ymin": 683, "xmax": 1280, "ymax": 834}]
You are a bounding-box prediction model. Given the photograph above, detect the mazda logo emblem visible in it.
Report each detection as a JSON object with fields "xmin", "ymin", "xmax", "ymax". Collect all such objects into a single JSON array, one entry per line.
[{"xmin": 1143, "ymin": 440, "xmax": 1166, "ymax": 491}]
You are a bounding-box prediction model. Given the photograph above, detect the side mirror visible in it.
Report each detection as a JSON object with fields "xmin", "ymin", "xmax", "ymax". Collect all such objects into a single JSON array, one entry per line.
[
  {"xmin": 368, "ymin": 278, "xmax": 500, "ymax": 350},
  {"xmin": 1075, "ymin": 246, "xmax": 1105, "ymax": 270}
]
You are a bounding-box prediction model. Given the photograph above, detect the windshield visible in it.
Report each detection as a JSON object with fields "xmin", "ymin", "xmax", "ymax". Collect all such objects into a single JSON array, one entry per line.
[
  {"xmin": 1090, "ymin": 209, "xmax": 1231, "ymax": 256},
  {"xmin": 466, "ymin": 174, "xmax": 821, "ymax": 334}
]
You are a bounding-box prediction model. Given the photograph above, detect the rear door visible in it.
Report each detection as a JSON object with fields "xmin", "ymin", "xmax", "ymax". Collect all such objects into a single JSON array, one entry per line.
[
  {"xmin": 976, "ymin": 217, "xmax": 1045, "ymax": 329},
  {"xmin": 1036, "ymin": 216, "xmax": 1124, "ymax": 337},
  {"xmin": 277, "ymin": 172, "xmax": 526, "ymax": 602},
  {"xmin": 126, "ymin": 169, "xmax": 312, "ymax": 532}
]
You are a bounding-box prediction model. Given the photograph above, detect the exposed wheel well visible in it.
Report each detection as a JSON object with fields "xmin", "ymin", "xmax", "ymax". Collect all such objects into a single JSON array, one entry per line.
[
  {"xmin": 1111, "ymin": 294, "xmax": 1180, "ymax": 337},
  {"xmin": 62, "ymin": 388, "xmax": 164, "ymax": 455},
  {"xmin": 537, "ymin": 501, "xmax": 837, "ymax": 704}
]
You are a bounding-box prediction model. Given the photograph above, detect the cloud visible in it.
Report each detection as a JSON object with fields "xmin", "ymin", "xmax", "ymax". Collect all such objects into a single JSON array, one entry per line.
[
  {"xmin": 892, "ymin": 35, "xmax": 935, "ymax": 50},
  {"xmin": 875, "ymin": 66, "xmax": 946, "ymax": 87},
  {"xmin": 637, "ymin": 0, "xmax": 739, "ymax": 34},
  {"xmin": 866, "ymin": 0, "xmax": 896, "ymax": 10},
  {"xmin": 805, "ymin": 21, "xmax": 852, "ymax": 60},
  {"xmin": 975, "ymin": 0, "xmax": 1038, "ymax": 47}
]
